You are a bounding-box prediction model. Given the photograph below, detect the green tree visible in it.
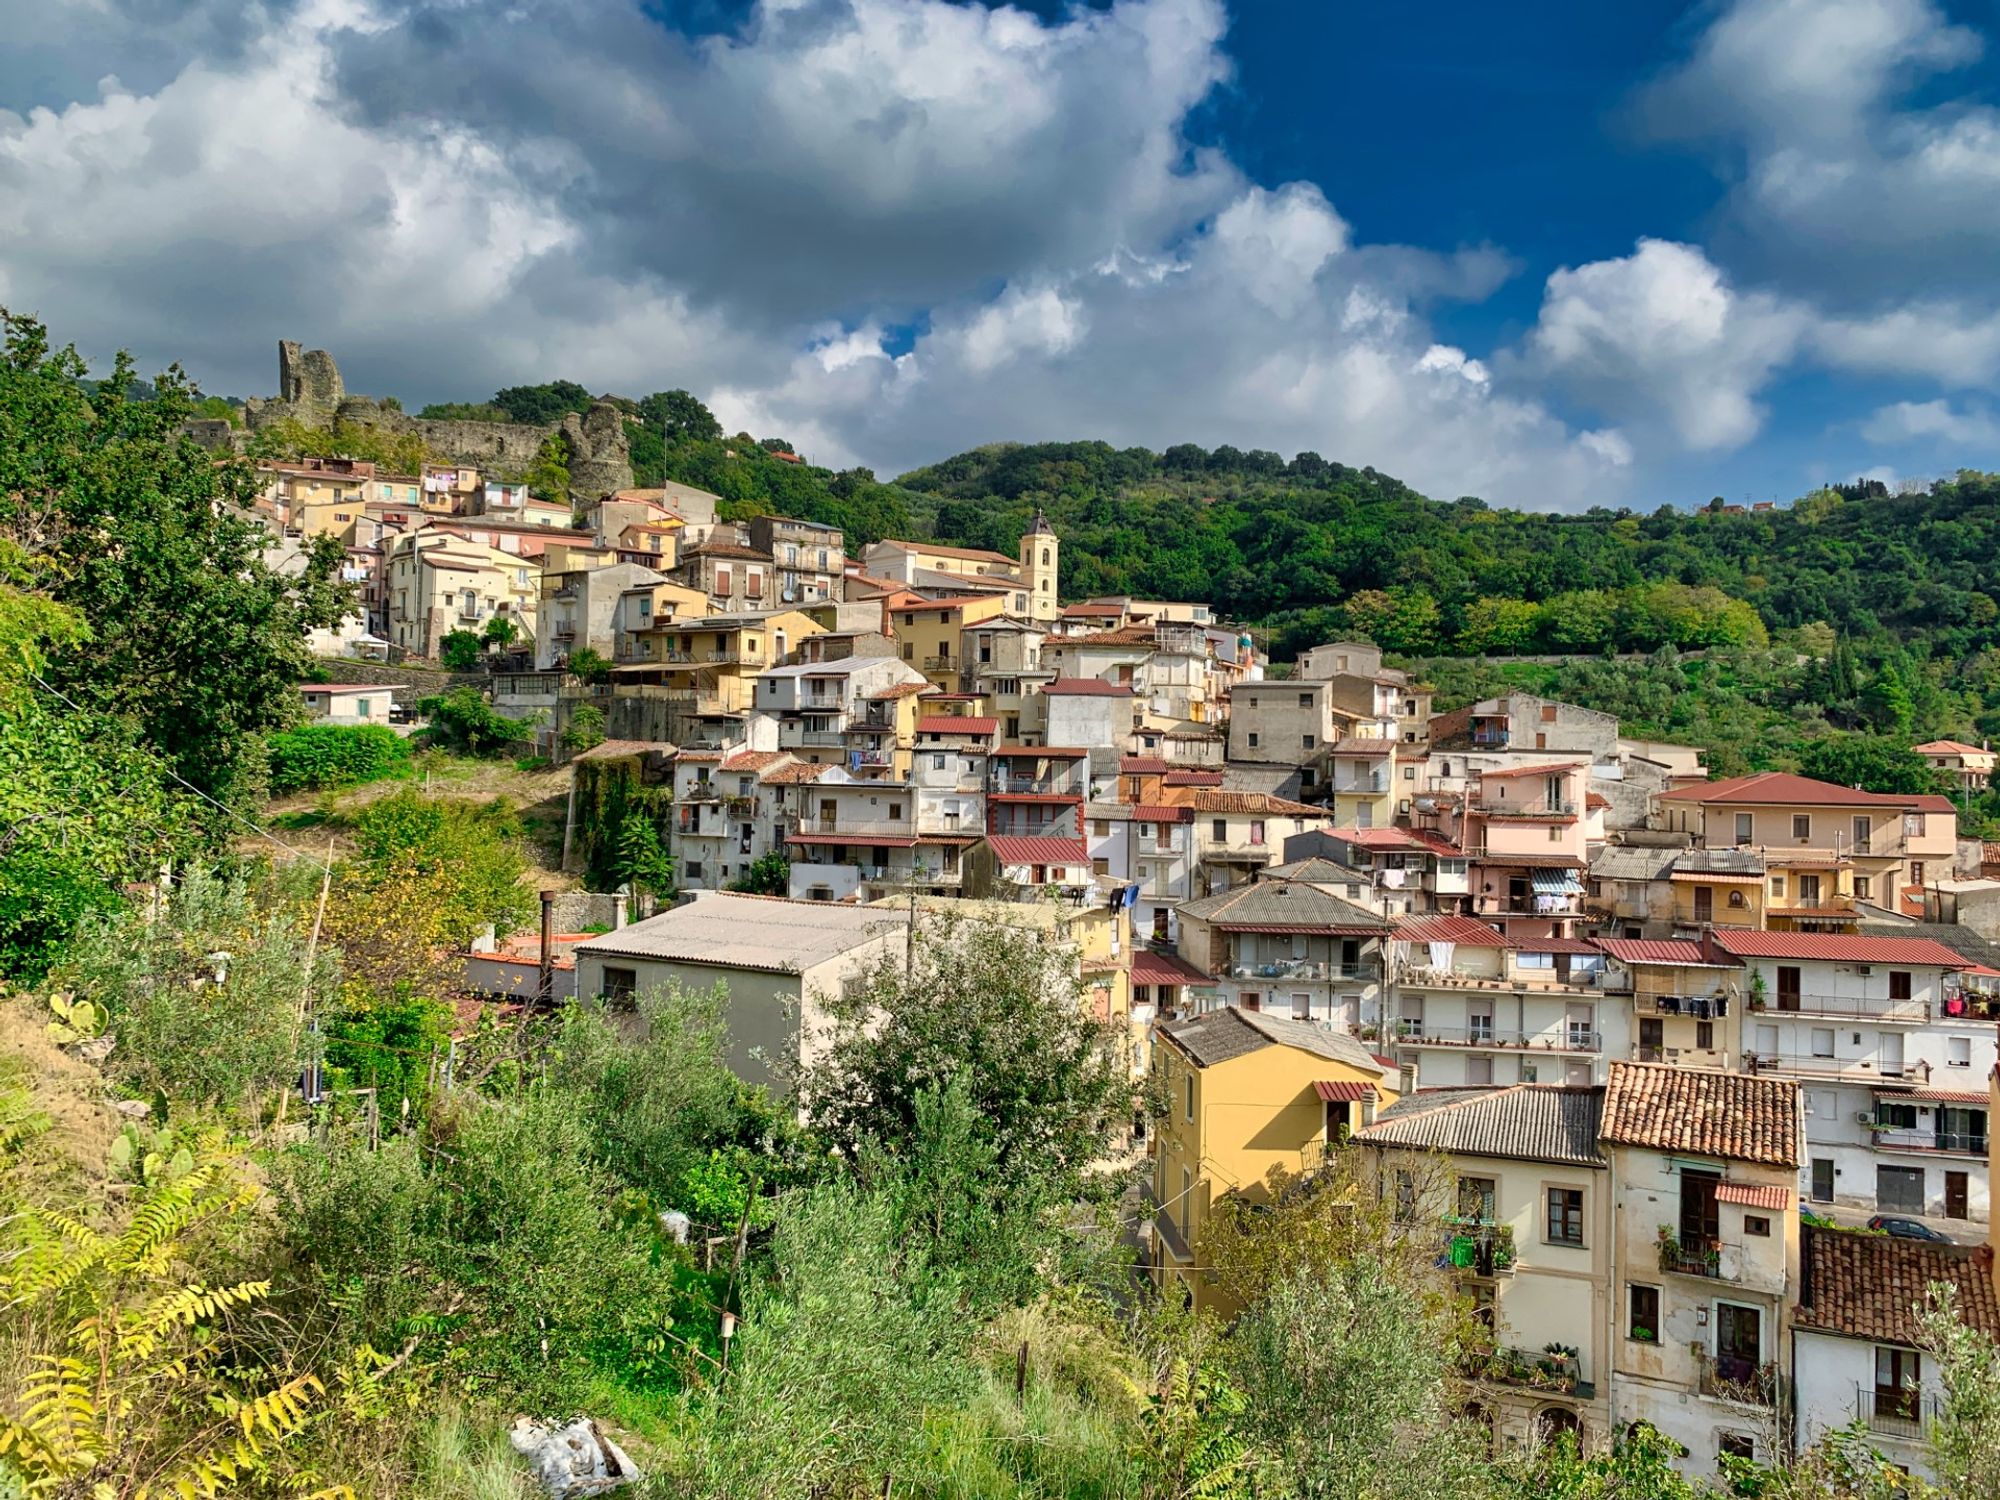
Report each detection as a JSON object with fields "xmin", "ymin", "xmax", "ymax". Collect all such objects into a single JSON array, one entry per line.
[
  {"xmin": 559, "ymin": 703, "xmax": 607, "ymax": 753},
  {"xmin": 490, "ymin": 380, "xmax": 592, "ymax": 426},
  {"xmin": 348, "ymin": 788, "xmax": 533, "ymax": 946},
  {"xmin": 520, "ymin": 432, "xmax": 571, "ymax": 503},
  {"xmin": 418, "ymin": 686, "xmax": 531, "ymax": 755},
  {"xmin": 439, "ymin": 629, "xmax": 484, "ymax": 672},
  {"xmin": 1, "ymin": 314, "xmax": 350, "ymax": 807},
  {"xmin": 480, "ymin": 615, "xmax": 518, "ymax": 650},
  {"xmin": 641, "ymin": 388, "xmax": 723, "ymax": 444},
  {"xmin": 609, "ymin": 808, "xmax": 675, "ymax": 906},
  {"xmin": 727, "ymin": 851, "xmax": 790, "ymax": 896},
  {"xmin": 1797, "ymin": 736, "xmax": 1948, "ymax": 796},
  {"xmin": 565, "ymin": 646, "xmax": 613, "ymax": 685},
  {"xmin": 266, "ymin": 723, "xmax": 411, "ymax": 792}
]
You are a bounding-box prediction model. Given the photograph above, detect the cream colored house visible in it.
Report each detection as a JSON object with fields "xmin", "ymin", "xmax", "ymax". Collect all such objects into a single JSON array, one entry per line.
[
  {"xmin": 615, "ymin": 608, "xmax": 823, "ymax": 714},
  {"xmin": 383, "ymin": 532, "xmax": 539, "ymax": 660},
  {"xmin": 1149, "ymin": 1007, "xmax": 1395, "ymax": 1312},
  {"xmin": 1357, "ymin": 1085, "xmax": 1614, "ymax": 1452}
]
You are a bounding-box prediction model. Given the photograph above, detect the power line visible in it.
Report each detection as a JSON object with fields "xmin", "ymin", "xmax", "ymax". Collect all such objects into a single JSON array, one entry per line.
[{"xmin": 26, "ymin": 671, "xmax": 313, "ymax": 858}]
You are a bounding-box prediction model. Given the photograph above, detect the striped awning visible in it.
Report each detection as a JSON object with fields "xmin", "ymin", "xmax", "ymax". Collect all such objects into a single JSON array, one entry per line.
[{"xmin": 1531, "ymin": 868, "xmax": 1585, "ymax": 894}]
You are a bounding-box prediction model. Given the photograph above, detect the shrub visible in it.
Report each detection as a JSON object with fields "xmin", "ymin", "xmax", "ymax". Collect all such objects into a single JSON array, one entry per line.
[
  {"xmin": 560, "ymin": 704, "xmax": 607, "ymax": 753},
  {"xmin": 267, "ymin": 723, "xmax": 412, "ymax": 793},
  {"xmin": 439, "ymin": 629, "xmax": 484, "ymax": 672},
  {"xmin": 418, "ymin": 687, "xmax": 534, "ymax": 756}
]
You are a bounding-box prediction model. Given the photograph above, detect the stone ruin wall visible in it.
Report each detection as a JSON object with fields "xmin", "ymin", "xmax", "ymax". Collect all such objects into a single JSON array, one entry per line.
[{"xmin": 237, "ymin": 340, "xmax": 632, "ymax": 492}]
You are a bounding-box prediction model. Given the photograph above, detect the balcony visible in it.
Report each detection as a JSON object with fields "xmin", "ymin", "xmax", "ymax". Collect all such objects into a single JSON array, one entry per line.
[
  {"xmin": 1646, "ymin": 993, "xmax": 1731, "ymax": 1018},
  {"xmin": 723, "ymin": 796, "xmax": 757, "ymax": 819},
  {"xmin": 1481, "ymin": 801, "xmax": 1580, "ymax": 819},
  {"xmin": 1696, "ymin": 1352, "xmax": 1779, "ymax": 1407},
  {"xmin": 1465, "ymin": 1345, "xmax": 1586, "ymax": 1398},
  {"xmin": 992, "ymin": 777, "xmax": 1081, "ymax": 798},
  {"xmin": 793, "ymin": 730, "xmax": 848, "ymax": 746},
  {"xmin": 1224, "ymin": 959, "xmax": 1382, "ymax": 982},
  {"xmin": 1400, "ymin": 966, "xmax": 1615, "ymax": 995},
  {"xmin": 922, "ymin": 655, "xmax": 957, "ymax": 671},
  {"xmin": 1855, "ymin": 1385, "xmax": 1934, "ymax": 1439},
  {"xmin": 1746, "ymin": 1054, "xmax": 1930, "ymax": 1084},
  {"xmin": 1747, "ymin": 994, "xmax": 1932, "ymax": 1023},
  {"xmin": 1329, "ymin": 778, "xmax": 1386, "ymax": 796},
  {"xmin": 1871, "ymin": 1127, "xmax": 1989, "ymax": 1156},
  {"xmin": 1392, "ymin": 1022, "xmax": 1601, "ymax": 1053},
  {"xmin": 1658, "ymin": 1232, "xmax": 1730, "ymax": 1280}
]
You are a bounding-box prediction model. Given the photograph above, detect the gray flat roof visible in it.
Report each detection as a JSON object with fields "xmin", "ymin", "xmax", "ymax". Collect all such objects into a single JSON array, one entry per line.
[{"xmin": 574, "ymin": 891, "xmax": 909, "ymax": 974}]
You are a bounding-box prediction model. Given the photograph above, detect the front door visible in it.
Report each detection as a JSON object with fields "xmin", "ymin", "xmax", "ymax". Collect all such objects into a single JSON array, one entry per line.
[
  {"xmin": 1694, "ymin": 885, "xmax": 1713, "ymax": 923},
  {"xmin": 1680, "ymin": 1169, "xmax": 1721, "ymax": 1251},
  {"xmin": 1879, "ymin": 1032, "xmax": 1905, "ymax": 1078},
  {"xmin": 1810, "ymin": 1158, "xmax": 1835, "ymax": 1203},
  {"xmin": 1716, "ymin": 1304, "xmax": 1762, "ymax": 1385},
  {"xmin": 1777, "ymin": 966, "xmax": 1801, "ymax": 1011},
  {"xmin": 1639, "ymin": 1017, "xmax": 1664, "ymax": 1062},
  {"xmin": 1945, "ymin": 1171, "xmax": 1969, "ymax": 1220}
]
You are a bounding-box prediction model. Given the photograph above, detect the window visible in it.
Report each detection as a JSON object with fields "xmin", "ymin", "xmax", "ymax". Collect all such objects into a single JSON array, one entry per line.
[
  {"xmin": 1811, "ymin": 1028, "xmax": 1835, "ymax": 1058},
  {"xmin": 1393, "ymin": 1169, "xmax": 1417, "ymax": 1223},
  {"xmin": 1811, "ymin": 1158, "xmax": 1835, "ymax": 1202},
  {"xmin": 888, "ymin": 803, "xmax": 904, "ymax": 820},
  {"xmin": 1696, "ymin": 1020, "xmax": 1715, "ymax": 1050},
  {"xmin": 1546, "ymin": 1187, "xmax": 1585, "ymax": 1246},
  {"xmin": 1249, "ymin": 820, "xmax": 1266, "ymax": 846},
  {"xmin": 1092, "ymin": 858, "xmax": 1110, "ymax": 876},
  {"xmin": 1876, "ymin": 1101, "xmax": 1918, "ymax": 1130},
  {"xmin": 1248, "ymin": 731, "xmax": 1260, "ymax": 749},
  {"xmin": 1734, "ymin": 812, "xmax": 1754, "ymax": 843},
  {"xmin": 1911, "ymin": 861, "xmax": 1927, "ymax": 885},
  {"xmin": 1855, "ymin": 874, "xmax": 1873, "ymax": 900},
  {"xmin": 1727, "ymin": 890, "xmax": 1746, "ymax": 908},
  {"xmin": 1718, "ymin": 1434, "xmax": 1755, "ymax": 1463},
  {"xmin": 716, "ymin": 565, "xmax": 732, "ymax": 592},
  {"xmin": 1212, "ymin": 819, "xmax": 1227, "ymax": 841},
  {"xmin": 1947, "ymin": 1035, "xmax": 1972, "ymax": 1067},
  {"xmin": 601, "ymin": 966, "xmax": 637, "ymax": 1003},
  {"xmin": 1184, "ymin": 1073, "xmax": 1194, "ymax": 1122},
  {"xmin": 1466, "ymin": 1054, "xmax": 1493, "ymax": 1084},
  {"xmin": 1457, "ymin": 1176, "xmax": 1498, "ymax": 1224},
  {"xmin": 1792, "ymin": 814, "xmax": 1812, "ymax": 840},
  {"xmin": 1298, "ymin": 692, "xmax": 1312, "ymax": 707},
  {"xmin": 1743, "ymin": 1214, "xmax": 1771, "ymax": 1237},
  {"xmin": 902, "ymin": 643, "xmax": 913, "ymax": 660},
  {"xmin": 1770, "ymin": 876, "xmax": 1786, "ymax": 897},
  {"xmin": 1548, "ymin": 825, "xmax": 1562, "ymax": 842},
  {"xmin": 1889, "ymin": 971, "xmax": 1912, "ymax": 1001},
  {"xmin": 1628, "ymin": 1283, "xmax": 1660, "ymax": 1342},
  {"xmin": 1303, "ymin": 733, "xmax": 1315, "ymax": 751},
  {"xmin": 932, "ymin": 754, "xmax": 947, "ymax": 771}
]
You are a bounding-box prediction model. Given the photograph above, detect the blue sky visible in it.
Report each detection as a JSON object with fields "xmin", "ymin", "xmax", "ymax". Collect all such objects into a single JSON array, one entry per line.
[{"xmin": 5, "ymin": 0, "xmax": 2000, "ymax": 509}]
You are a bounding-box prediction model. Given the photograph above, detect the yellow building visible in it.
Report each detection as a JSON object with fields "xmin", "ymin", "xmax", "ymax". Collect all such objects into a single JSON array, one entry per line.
[
  {"xmin": 617, "ymin": 608, "xmax": 823, "ymax": 713},
  {"xmin": 259, "ymin": 460, "xmax": 376, "ymax": 538},
  {"xmin": 1149, "ymin": 1008, "xmax": 1395, "ymax": 1311},
  {"xmin": 890, "ymin": 595, "xmax": 1012, "ymax": 691}
]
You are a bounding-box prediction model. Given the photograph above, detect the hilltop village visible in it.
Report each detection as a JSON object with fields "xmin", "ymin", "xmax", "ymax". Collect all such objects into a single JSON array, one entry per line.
[{"xmin": 261, "ymin": 434, "xmax": 2000, "ymax": 1487}]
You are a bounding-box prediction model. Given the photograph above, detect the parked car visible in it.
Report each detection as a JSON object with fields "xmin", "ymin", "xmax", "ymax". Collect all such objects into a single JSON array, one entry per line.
[{"xmin": 1866, "ymin": 1215, "xmax": 1952, "ymax": 1244}]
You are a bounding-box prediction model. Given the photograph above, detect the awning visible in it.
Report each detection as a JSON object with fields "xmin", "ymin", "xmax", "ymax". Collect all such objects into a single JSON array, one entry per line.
[
  {"xmin": 1877, "ymin": 1086, "xmax": 1987, "ymax": 1105},
  {"xmin": 1531, "ymin": 869, "xmax": 1585, "ymax": 894},
  {"xmin": 1312, "ymin": 1080, "xmax": 1379, "ymax": 1103}
]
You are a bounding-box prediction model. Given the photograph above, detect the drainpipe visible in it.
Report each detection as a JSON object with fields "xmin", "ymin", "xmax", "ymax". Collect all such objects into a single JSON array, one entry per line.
[
  {"xmin": 537, "ymin": 889, "xmax": 556, "ymax": 1005},
  {"xmin": 611, "ymin": 892, "xmax": 629, "ymax": 929}
]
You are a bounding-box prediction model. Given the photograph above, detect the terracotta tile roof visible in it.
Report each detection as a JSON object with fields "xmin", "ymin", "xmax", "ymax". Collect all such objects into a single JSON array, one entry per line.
[
  {"xmin": 573, "ymin": 737, "xmax": 676, "ymax": 762},
  {"xmin": 1356, "ymin": 1085, "xmax": 1607, "ymax": 1168},
  {"xmin": 1060, "ymin": 602, "xmax": 1125, "ymax": 617},
  {"xmin": 1043, "ymin": 677, "xmax": 1137, "ymax": 697},
  {"xmin": 1898, "ymin": 1086, "xmax": 1990, "ymax": 1104},
  {"xmin": 877, "ymin": 538, "xmax": 1018, "ymax": 565},
  {"xmin": 1120, "ymin": 756, "xmax": 1170, "ymax": 773},
  {"xmin": 1600, "ymin": 1061, "xmax": 1798, "ymax": 1167},
  {"xmin": 869, "ymin": 682, "xmax": 933, "ymax": 700},
  {"xmin": 993, "ymin": 744, "xmax": 1088, "ymax": 758},
  {"xmin": 1131, "ymin": 948, "xmax": 1211, "ymax": 987},
  {"xmin": 1798, "ymin": 1226, "xmax": 2000, "ymax": 1344},
  {"xmin": 1391, "ymin": 915, "xmax": 1509, "ymax": 947},
  {"xmin": 1334, "ymin": 826, "xmax": 1429, "ymax": 849},
  {"xmin": 676, "ymin": 749, "xmax": 723, "ymax": 763},
  {"xmin": 1913, "ymin": 739, "xmax": 1991, "ymax": 756},
  {"xmin": 1184, "ymin": 789, "xmax": 1328, "ymax": 817},
  {"xmin": 1715, "ymin": 1183, "xmax": 1791, "ymax": 1210},
  {"xmin": 719, "ymin": 750, "xmax": 788, "ymax": 772},
  {"xmin": 1405, "ymin": 828, "xmax": 1464, "ymax": 856},
  {"xmin": 1586, "ymin": 792, "xmax": 1612, "ymax": 810},
  {"xmin": 1708, "ymin": 930, "xmax": 1969, "ymax": 966},
  {"xmin": 761, "ymin": 763, "xmax": 829, "ymax": 784},
  {"xmin": 1131, "ymin": 801, "xmax": 1197, "ymax": 825},
  {"xmin": 682, "ymin": 542, "xmax": 773, "ymax": 562},
  {"xmin": 1327, "ymin": 737, "xmax": 1398, "ymax": 755},
  {"xmin": 985, "ymin": 835, "xmax": 1089, "ymax": 866},
  {"xmin": 1657, "ymin": 771, "xmax": 1932, "ymax": 808},
  {"xmin": 1469, "ymin": 851, "xmax": 1586, "ymax": 869},
  {"xmin": 917, "ymin": 716, "xmax": 997, "ymax": 735}
]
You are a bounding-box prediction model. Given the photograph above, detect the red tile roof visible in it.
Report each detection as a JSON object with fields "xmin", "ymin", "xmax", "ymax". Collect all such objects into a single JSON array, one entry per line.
[
  {"xmin": 1391, "ymin": 915, "xmax": 1508, "ymax": 947},
  {"xmin": 1120, "ymin": 756, "xmax": 1170, "ymax": 773},
  {"xmin": 1405, "ymin": 828, "xmax": 1464, "ymax": 856},
  {"xmin": 719, "ymin": 750, "xmax": 788, "ymax": 772},
  {"xmin": 1132, "ymin": 803, "xmax": 1195, "ymax": 824},
  {"xmin": 1708, "ymin": 930, "xmax": 1969, "ymax": 966},
  {"xmin": 1060, "ymin": 602, "xmax": 1125, "ymax": 617},
  {"xmin": 1913, "ymin": 739, "xmax": 1990, "ymax": 756},
  {"xmin": 1132, "ymin": 948, "xmax": 1211, "ymax": 987},
  {"xmin": 1335, "ymin": 827, "xmax": 1429, "ymax": 849},
  {"xmin": 877, "ymin": 538, "xmax": 1018, "ymax": 565},
  {"xmin": 762, "ymin": 764, "xmax": 829, "ymax": 784},
  {"xmin": 1183, "ymin": 789, "xmax": 1327, "ymax": 817},
  {"xmin": 1312, "ymin": 1080, "xmax": 1379, "ymax": 1103},
  {"xmin": 985, "ymin": 835, "xmax": 1089, "ymax": 866},
  {"xmin": 1657, "ymin": 770, "xmax": 1930, "ymax": 807},
  {"xmin": 1798, "ymin": 1227, "xmax": 2000, "ymax": 1344},
  {"xmin": 1042, "ymin": 677, "xmax": 1137, "ymax": 696},
  {"xmin": 917, "ymin": 716, "xmax": 997, "ymax": 735},
  {"xmin": 1476, "ymin": 761, "xmax": 1587, "ymax": 779},
  {"xmin": 1600, "ymin": 1061, "xmax": 1798, "ymax": 1167},
  {"xmin": 1164, "ymin": 770, "xmax": 1225, "ymax": 786}
]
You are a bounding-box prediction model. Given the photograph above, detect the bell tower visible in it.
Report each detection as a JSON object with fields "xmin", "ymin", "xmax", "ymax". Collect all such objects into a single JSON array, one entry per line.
[{"xmin": 1020, "ymin": 510, "xmax": 1059, "ymax": 623}]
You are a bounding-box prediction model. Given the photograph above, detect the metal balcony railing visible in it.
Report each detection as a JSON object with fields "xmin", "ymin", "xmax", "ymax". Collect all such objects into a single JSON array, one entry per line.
[
  {"xmin": 1225, "ymin": 959, "xmax": 1381, "ymax": 982},
  {"xmin": 1696, "ymin": 1352, "xmax": 1779, "ymax": 1407},
  {"xmin": 1392, "ymin": 1022, "xmax": 1601, "ymax": 1053},
  {"xmin": 1855, "ymin": 1385, "xmax": 1933, "ymax": 1439},
  {"xmin": 1872, "ymin": 1127, "xmax": 1989, "ymax": 1155}
]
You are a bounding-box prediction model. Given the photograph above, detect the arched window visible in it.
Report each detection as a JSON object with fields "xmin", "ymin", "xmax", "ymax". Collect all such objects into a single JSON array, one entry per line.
[
  {"xmin": 1728, "ymin": 890, "xmax": 1746, "ymax": 908},
  {"xmin": 1535, "ymin": 1406, "xmax": 1582, "ymax": 1449},
  {"xmin": 1041, "ymin": 548, "xmax": 1051, "ymax": 565}
]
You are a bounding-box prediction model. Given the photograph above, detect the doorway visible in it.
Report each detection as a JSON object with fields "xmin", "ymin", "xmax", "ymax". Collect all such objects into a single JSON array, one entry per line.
[
  {"xmin": 1715, "ymin": 1303, "xmax": 1762, "ymax": 1385},
  {"xmin": 1945, "ymin": 1171, "xmax": 1969, "ymax": 1221}
]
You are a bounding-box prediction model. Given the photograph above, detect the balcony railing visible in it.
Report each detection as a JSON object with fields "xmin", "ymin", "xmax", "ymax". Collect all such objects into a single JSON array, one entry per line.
[
  {"xmin": 1659, "ymin": 1234, "xmax": 1729, "ymax": 1280},
  {"xmin": 1872, "ymin": 1127, "xmax": 1989, "ymax": 1155},
  {"xmin": 1329, "ymin": 779, "xmax": 1386, "ymax": 796},
  {"xmin": 1746, "ymin": 1054, "xmax": 1930, "ymax": 1084},
  {"xmin": 922, "ymin": 655, "xmax": 956, "ymax": 671},
  {"xmin": 1696, "ymin": 1352, "xmax": 1779, "ymax": 1407},
  {"xmin": 1403, "ymin": 966, "xmax": 1617, "ymax": 994},
  {"xmin": 1481, "ymin": 801, "xmax": 1580, "ymax": 819},
  {"xmin": 1855, "ymin": 1385, "xmax": 1934, "ymax": 1439},
  {"xmin": 1465, "ymin": 1345, "xmax": 1585, "ymax": 1397},
  {"xmin": 1647, "ymin": 993, "xmax": 1732, "ymax": 1017},
  {"xmin": 793, "ymin": 730, "xmax": 848, "ymax": 746},
  {"xmin": 1392, "ymin": 1022, "xmax": 1601, "ymax": 1053},
  {"xmin": 1225, "ymin": 959, "xmax": 1381, "ymax": 982},
  {"xmin": 992, "ymin": 778, "xmax": 1081, "ymax": 797}
]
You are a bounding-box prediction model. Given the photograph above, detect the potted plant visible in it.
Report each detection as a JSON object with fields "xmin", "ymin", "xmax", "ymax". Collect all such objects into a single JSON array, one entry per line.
[
  {"xmin": 1748, "ymin": 970, "xmax": 1767, "ymax": 1010},
  {"xmin": 1631, "ymin": 1326, "xmax": 1656, "ymax": 1343}
]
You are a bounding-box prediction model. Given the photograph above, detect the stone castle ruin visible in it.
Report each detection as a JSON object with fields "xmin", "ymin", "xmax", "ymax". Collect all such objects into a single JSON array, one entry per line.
[{"xmin": 217, "ymin": 340, "xmax": 632, "ymax": 494}]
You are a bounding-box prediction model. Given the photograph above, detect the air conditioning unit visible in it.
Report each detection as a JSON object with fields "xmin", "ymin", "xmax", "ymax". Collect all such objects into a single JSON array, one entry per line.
[
  {"xmin": 1856, "ymin": 1111, "xmax": 1876, "ymax": 1125},
  {"xmin": 1855, "ymin": 965, "xmax": 1873, "ymax": 976}
]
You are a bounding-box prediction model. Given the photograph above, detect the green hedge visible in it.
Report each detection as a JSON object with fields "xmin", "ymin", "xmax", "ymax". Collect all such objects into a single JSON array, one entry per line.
[{"xmin": 267, "ymin": 724, "xmax": 412, "ymax": 793}]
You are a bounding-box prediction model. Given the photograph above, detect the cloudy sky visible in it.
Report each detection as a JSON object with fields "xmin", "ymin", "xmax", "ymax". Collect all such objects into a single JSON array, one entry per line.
[{"xmin": 5, "ymin": 0, "xmax": 2000, "ymax": 508}]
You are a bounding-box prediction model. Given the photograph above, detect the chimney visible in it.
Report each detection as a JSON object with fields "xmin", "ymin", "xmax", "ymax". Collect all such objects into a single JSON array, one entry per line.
[
  {"xmin": 537, "ymin": 890, "xmax": 556, "ymax": 1004},
  {"xmin": 611, "ymin": 892, "xmax": 629, "ymax": 929}
]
